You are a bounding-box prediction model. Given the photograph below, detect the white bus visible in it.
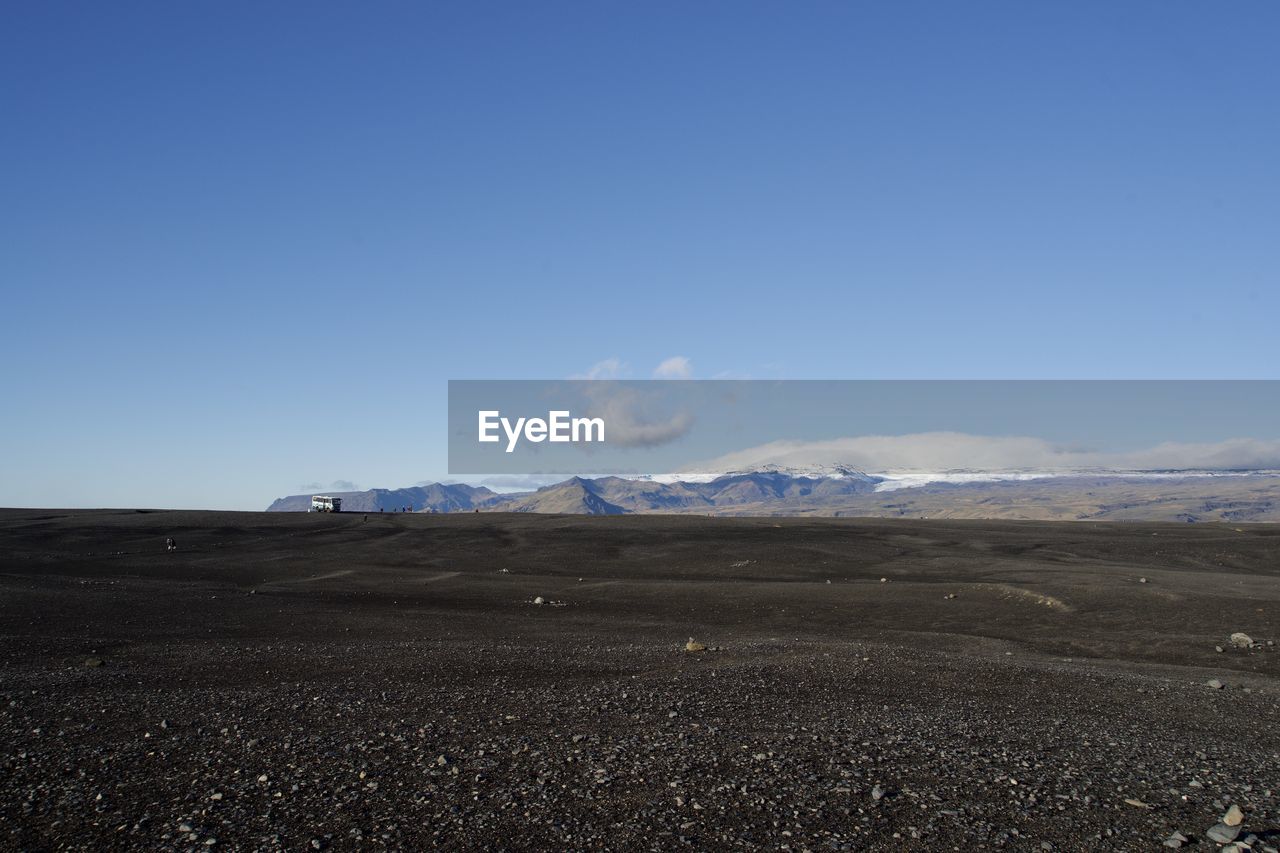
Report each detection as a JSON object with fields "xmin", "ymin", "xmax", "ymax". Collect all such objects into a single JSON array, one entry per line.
[{"xmin": 311, "ymin": 495, "xmax": 342, "ymax": 513}]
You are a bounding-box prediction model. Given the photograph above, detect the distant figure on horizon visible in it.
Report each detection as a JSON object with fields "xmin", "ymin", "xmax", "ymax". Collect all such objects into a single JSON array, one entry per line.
[{"xmin": 165, "ymin": 537, "xmax": 176, "ymax": 553}]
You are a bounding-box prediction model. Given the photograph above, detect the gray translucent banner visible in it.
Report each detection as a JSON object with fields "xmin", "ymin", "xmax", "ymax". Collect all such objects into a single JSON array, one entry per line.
[{"xmin": 447, "ymin": 380, "xmax": 1280, "ymax": 477}]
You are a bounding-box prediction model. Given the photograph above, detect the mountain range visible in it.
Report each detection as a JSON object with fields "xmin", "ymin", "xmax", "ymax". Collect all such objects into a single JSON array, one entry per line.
[{"xmin": 267, "ymin": 469, "xmax": 1280, "ymax": 522}]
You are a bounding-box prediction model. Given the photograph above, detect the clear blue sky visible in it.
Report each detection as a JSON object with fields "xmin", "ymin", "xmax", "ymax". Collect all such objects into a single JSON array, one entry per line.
[{"xmin": 2, "ymin": 2, "xmax": 1277, "ymax": 509}]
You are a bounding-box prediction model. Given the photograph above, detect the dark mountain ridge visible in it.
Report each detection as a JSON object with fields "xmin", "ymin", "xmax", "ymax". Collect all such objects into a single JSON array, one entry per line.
[{"xmin": 266, "ymin": 470, "xmax": 1280, "ymax": 522}]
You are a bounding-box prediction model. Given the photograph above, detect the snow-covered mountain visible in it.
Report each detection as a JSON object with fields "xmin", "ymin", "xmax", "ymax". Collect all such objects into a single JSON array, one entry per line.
[
  {"xmin": 268, "ymin": 468, "xmax": 1280, "ymax": 522},
  {"xmin": 654, "ymin": 463, "xmax": 1280, "ymax": 493},
  {"xmin": 650, "ymin": 463, "xmax": 883, "ymax": 486}
]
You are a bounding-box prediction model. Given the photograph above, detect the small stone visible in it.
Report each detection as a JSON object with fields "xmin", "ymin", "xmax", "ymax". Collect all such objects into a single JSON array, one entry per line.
[
  {"xmin": 436, "ymin": 755, "xmax": 448, "ymax": 766},
  {"xmin": 1207, "ymin": 679, "xmax": 1224, "ymax": 689},
  {"xmin": 1139, "ymin": 577, "xmax": 1148, "ymax": 583},
  {"xmin": 879, "ymin": 577, "xmax": 888, "ymax": 583},
  {"xmin": 871, "ymin": 784, "xmax": 886, "ymax": 801},
  {"xmin": 1207, "ymin": 823, "xmax": 1240, "ymax": 844},
  {"xmin": 1223, "ymin": 804, "xmax": 1244, "ymax": 826},
  {"xmin": 1124, "ymin": 798, "xmax": 1149, "ymax": 808},
  {"xmin": 84, "ymin": 658, "xmax": 104, "ymax": 668},
  {"xmin": 532, "ymin": 596, "xmax": 545, "ymax": 605},
  {"xmin": 685, "ymin": 639, "xmax": 706, "ymax": 653},
  {"xmin": 1230, "ymin": 632, "xmax": 1254, "ymax": 649}
]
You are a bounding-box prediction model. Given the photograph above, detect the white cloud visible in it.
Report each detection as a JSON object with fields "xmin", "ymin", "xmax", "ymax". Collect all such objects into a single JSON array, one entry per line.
[
  {"xmin": 571, "ymin": 358, "xmax": 627, "ymax": 380},
  {"xmin": 686, "ymin": 432, "xmax": 1280, "ymax": 475},
  {"xmin": 653, "ymin": 356, "xmax": 693, "ymax": 379},
  {"xmin": 581, "ymin": 382, "xmax": 695, "ymax": 447}
]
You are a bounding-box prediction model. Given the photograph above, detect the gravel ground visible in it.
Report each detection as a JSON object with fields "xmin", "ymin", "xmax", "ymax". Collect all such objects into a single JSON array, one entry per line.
[{"xmin": 1, "ymin": 509, "xmax": 1278, "ymax": 851}]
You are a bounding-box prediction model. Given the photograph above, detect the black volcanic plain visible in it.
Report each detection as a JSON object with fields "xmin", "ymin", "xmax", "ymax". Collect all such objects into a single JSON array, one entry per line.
[{"xmin": 1, "ymin": 509, "xmax": 1278, "ymax": 850}]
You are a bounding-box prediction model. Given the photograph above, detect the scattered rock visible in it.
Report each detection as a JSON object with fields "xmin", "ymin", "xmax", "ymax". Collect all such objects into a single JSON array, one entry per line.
[
  {"xmin": 1207, "ymin": 822, "xmax": 1240, "ymax": 844},
  {"xmin": 1139, "ymin": 577, "xmax": 1148, "ymax": 583},
  {"xmin": 871, "ymin": 784, "xmax": 886, "ymax": 801},
  {"xmin": 1230, "ymin": 632, "xmax": 1254, "ymax": 649},
  {"xmin": 879, "ymin": 578, "xmax": 888, "ymax": 584},
  {"xmin": 1207, "ymin": 679, "xmax": 1224, "ymax": 689},
  {"xmin": 83, "ymin": 658, "xmax": 104, "ymax": 668},
  {"xmin": 1163, "ymin": 831, "xmax": 1187, "ymax": 848},
  {"xmin": 685, "ymin": 639, "xmax": 706, "ymax": 653},
  {"xmin": 1123, "ymin": 798, "xmax": 1149, "ymax": 808},
  {"xmin": 532, "ymin": 596, "xmax": 545, "ymax": 606},
  {"xmin": 1223, "ymin": 803, "xmax": 1244, "ymax": 826}
]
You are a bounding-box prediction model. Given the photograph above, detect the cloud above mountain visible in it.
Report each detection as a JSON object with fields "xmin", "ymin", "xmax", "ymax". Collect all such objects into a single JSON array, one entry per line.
[
  {"xmin": 572, "ymin": 358, "xmax": 627, "ymax": 380},
  {"xmin": 581, "ymin": 382, "xmax": 695, "ymax": 448},
  {"xmin": 686, "ymin": 432, "xmax": 1280, "ymax": 474},
  {"xmin": 653, "ymin": 356, "xmax": 693, "ymax": 379}
]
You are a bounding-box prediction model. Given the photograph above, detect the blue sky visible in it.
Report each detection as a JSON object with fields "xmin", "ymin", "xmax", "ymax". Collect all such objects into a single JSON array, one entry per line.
[{"xmin": 2, "ymin": 2, "xmax": 1277, "ymax": 509}]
